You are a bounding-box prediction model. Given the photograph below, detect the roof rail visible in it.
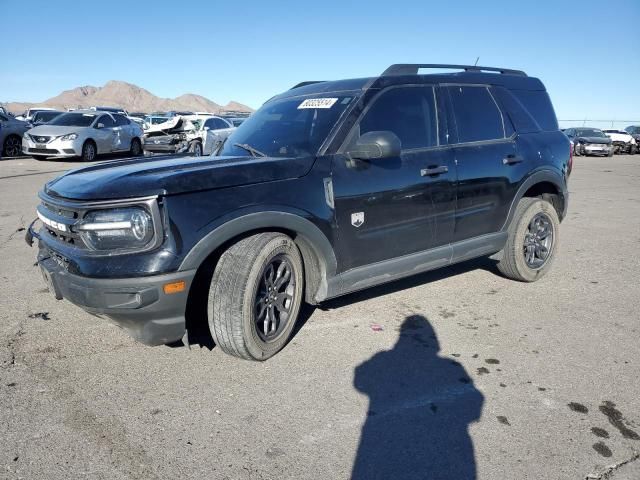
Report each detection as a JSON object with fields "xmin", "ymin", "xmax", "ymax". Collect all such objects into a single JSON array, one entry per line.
[
  {"xmin": 290, "ymin": 81, "xmax": 326, "ymax": 90},
  {"xmin": 382, "ymin": 64, "xmax": 527, "ymax": 77}
]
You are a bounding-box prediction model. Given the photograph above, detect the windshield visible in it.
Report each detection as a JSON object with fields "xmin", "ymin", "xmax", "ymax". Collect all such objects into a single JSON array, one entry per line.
[
  {"xmin": 219, "ymin": 94, "xmax": 356, "ymax": 158},
  {"xmin": 49, "ymin": 112, "xmax": 98, "ymax": 127},
  {"xmin": 576, "ymin": 128, "xmax": 606, "ymax": 137}
]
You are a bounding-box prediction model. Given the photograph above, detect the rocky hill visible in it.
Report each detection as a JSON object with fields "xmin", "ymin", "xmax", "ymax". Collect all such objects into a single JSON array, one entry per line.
[{"xmin": 4, "ymin": 81, "xmax": 253, "ymax": 115}]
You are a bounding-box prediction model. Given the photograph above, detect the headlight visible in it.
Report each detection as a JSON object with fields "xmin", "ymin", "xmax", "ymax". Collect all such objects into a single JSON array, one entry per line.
[
  {"xmin": 60, "ymin": 133, "xmax": 78, "ymax": 141},
  {"xmin": 77, "ymin": 207, "xmax": 154, "ymax": 251}
]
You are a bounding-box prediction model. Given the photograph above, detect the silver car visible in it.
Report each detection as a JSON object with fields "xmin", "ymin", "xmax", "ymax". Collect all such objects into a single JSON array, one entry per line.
[
  {"xmin": 22, "ymin": 110, "xmax": 144, "ymax": 161},
  {"xmin": 1, "ymin": 112, "xmax": 30, "ymax": 157}
]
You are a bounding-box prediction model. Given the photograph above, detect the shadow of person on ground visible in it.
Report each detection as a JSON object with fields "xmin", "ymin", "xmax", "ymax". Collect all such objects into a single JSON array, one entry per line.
[{"xmin": 352, "ymin": 315, "xmax": 484, "ymax": 480}]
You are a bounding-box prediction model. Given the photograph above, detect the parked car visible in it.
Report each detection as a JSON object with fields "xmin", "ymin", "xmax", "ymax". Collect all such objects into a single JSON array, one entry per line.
[
  {"xmin": 1, "ymin": 112, "xmax": 30, "ymax": 157},
  {"xmin": 90, "ymin": 106, "xmax": 129, "ymax": 115},
  {"xmin": 143, "ymin": 115, "xmax": 171, "ymax": 129},
  {"xmin": 143, "ymin": 115, "xmax": 234, "ymax": 156},
  {"xmin": 564, "ymin": 128, "xmax": 613, "ymax": 156},
  {"xmin": 26, "ymin": 63, "xmax": 570, "ymax": 361},
  {"xmin": 22, "ymin": 110, "xmax": 144, "ymax": 161},
  {"xmin": 602, "ymin": 129, "xmax": 637, "ymax": 154},
  {"xmin": 15, "ymin": 107, "xmax": 57, "ymax": 122},
  {"xmin": 29, "ymin": 110, "xmax": 64, "ymax": 127},
  {"xmin": 625, "ymin": 126, "xmax": 640, "ymax": 150}
]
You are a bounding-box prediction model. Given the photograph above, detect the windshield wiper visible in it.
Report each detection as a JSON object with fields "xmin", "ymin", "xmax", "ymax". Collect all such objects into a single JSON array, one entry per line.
[{"xmin": 233, "ymin": 143, "xmax": 266, "ymax": 158}]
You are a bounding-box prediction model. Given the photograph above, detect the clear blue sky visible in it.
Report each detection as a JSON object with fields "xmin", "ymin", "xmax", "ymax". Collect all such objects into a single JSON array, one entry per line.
[{"xmin": 1, "ymin": 0, "xmax": 639, "ymax": 126}]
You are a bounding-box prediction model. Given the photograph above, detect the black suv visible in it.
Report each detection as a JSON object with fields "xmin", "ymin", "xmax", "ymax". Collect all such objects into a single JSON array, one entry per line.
[{"xmin": 27, "ymin": 64, "xmax": 570, "ymax": 360}]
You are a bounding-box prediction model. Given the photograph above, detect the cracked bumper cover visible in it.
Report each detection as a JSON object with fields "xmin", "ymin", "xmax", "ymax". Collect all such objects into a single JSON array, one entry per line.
[{"xmin": 29, "ymin": 221, "xmax": 196, "ymax": 346}]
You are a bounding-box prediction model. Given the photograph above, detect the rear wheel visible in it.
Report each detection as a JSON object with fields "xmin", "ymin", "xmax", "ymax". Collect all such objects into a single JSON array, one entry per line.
[
  {"xmin": 208, "ymin": 233, "xmax": 304, "ymax": 360},
  {"xmin": 3, "ymin": 135, "xmax": 22, "ymax": 157},
  {"xmin": 81, "ymin": 141, "xmax": 96, "ymax": 162},
  {"xmin": 130, "ymin": 138, "xmax": 143, "ymax": 156},
  {"xmin": 497, "ymin": 198, "xmax": 559, "ymax": 282}
]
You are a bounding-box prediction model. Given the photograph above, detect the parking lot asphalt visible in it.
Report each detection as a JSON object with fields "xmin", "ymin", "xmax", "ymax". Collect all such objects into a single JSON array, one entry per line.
[{"xmin": 1, "ymin": 155, "xmax": 639, "ymax": 480}]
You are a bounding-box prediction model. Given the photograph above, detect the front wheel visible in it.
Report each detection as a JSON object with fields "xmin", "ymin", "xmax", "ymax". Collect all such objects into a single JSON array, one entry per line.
[
  {"xmin": 573, "ymin": 144, "xmax": 582, "ymax": 157},
  {"xmin": 496, "ymin": 198, "xmax": 560, "ymax": 282},
  {"xmin": 3, "ymin": 135, "xmax": 22, "ymax": 157},
  {"xmin": 81, "ymin": 141, "xmax": 96, "ymax": 162},
  {"xmin": 208, "ymin": 233, "xmax": 304, "ymax": 360},
  {"xmin": 189, "ymin": 141, "xmax": 203, "ymax": 156}
]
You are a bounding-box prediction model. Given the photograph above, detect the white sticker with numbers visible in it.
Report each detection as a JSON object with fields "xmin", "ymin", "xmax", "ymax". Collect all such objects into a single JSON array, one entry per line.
[{"xmin": 297, "ymin": 98, "xmax": 338, "ymax": 109}]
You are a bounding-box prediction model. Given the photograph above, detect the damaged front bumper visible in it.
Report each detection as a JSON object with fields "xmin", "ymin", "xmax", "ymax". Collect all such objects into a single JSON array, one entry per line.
[
  {"xmin": 143, "ymin": 133, "xmax": 192, "ymax": 154},
  {"xmin": 26, "ymin": 219, "xmax": 195, "ymax": 346}
]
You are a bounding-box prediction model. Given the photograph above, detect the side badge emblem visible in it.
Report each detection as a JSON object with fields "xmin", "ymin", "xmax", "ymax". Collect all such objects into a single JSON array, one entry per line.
[{"xmin": 351, "ymin": 212, "xmax": 365, "ymax": 228}]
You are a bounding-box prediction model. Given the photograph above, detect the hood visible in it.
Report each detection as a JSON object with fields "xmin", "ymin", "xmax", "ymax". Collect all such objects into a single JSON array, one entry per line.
[
  {"xmin": 45, "ymin": 154, "xmax": 316, "ymax": 201},
  {"xmin": 576, "ymin": 136, "xmax": 611, "ymax": 144},
  {"xmin": 27, "ymin": 124, "xmax": 87, "ymax": 137}
]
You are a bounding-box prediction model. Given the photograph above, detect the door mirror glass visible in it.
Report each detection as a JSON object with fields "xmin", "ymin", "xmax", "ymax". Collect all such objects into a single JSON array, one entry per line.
[{"xmin": 349, "ymin": 131, "xmax": 401, "ymax": 160}]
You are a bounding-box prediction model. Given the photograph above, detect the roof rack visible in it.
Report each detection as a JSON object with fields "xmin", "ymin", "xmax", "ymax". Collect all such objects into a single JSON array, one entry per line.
[
  {"xmin": 290, "ymin": 81, "xmax": 326, "ymax": 90},
  {"xmin": 382, "ymin": 64, "xmax": 527, "ymax": 77}
]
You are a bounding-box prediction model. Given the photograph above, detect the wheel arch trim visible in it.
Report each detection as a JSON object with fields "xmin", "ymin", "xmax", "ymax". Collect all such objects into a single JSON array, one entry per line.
[
  {"xmin": 501, "ymin": 168, "xmax": 568, "ymax": 231},
  {"xmin": 178, "ymin": 210, "xmax": 337, "ymax": 302}
]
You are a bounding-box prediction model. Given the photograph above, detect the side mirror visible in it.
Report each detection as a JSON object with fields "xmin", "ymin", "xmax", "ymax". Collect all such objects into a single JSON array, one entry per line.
[
  {"xmin": 204, "ymin": 126, "xmax": 210, "ymax": 131},
  {"xmin": 349, "ymin": 131, "xmax": 401, "ymax": 160},
  {"xmin": 95, "ymin": 123, "xmax": 105, "ymax": 129}
]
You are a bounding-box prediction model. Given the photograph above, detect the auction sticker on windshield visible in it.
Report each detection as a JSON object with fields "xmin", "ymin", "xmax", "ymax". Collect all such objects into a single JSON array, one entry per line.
[{"xmin": 298, "ymin": 98, "xmax": 338, "ymax": 109}]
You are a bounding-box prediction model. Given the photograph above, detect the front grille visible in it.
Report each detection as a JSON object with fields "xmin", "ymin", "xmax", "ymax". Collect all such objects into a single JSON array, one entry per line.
[
  {"xmin": 29, "ymin": 135, "xmax": 52, "ymax": 143},
  {"xmin": 29, "ymin": 148, "xmax": 59, "ymax": 154},
  {"xmin": 41, "ymin": 201, "xmax": 78, "ymax": 219},
  {"xmin": 38, "ymin": 198, "xmax": 86, "ymax": 249}
]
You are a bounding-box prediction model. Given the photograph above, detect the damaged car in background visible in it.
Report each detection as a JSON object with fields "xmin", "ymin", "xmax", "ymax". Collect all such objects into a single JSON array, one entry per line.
[
  {"xmin": 564, "ymin": 127, "xmax": 614, "ymax": 157},
  {"xmin": 602, "ymin": 129, "xmax": 637, "ymax": 155},
  {"xmin": 143, "ymin": 115, "xmax": 235, "ymax": 156}
]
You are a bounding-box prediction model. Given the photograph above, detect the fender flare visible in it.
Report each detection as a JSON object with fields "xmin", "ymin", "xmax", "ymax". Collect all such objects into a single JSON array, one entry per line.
[
  {"xmin": 178, "ymin": 210, "xmax": 337, "ymax": 301},
  {"xmin": 500, "ymin": 168, "xmax": 568, "ymax": 231}
]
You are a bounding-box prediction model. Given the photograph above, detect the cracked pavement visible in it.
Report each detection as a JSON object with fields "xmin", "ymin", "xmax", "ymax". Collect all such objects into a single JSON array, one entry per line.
[{"xmin": 1, "ymin": 155, "xmax": 639, "ymax": 479}]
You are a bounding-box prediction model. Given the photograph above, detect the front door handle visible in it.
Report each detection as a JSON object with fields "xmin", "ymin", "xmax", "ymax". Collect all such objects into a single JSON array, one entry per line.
[
  {"xmin": 503, "ymin": 154, "xmax": 523, "ymax": 165},
  {"xmin": 420, "ymin": 165, "xmax": 449, "ymax": 176}
]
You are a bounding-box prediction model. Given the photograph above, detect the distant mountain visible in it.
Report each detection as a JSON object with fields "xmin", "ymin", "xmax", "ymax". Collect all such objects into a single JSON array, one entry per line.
[{"xmin": 4, "ymin": 80, "xmax": 254, "ymax": 115}]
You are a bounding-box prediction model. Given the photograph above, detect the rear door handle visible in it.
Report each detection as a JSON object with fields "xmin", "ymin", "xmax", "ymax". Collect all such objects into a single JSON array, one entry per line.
[
  {"xmin": 420, "ymin": 165, "xmax": 449, "ymax": 176},
  {"xmin": 503, "ymin": 155, "xmax": 523, "ymax": 165}
]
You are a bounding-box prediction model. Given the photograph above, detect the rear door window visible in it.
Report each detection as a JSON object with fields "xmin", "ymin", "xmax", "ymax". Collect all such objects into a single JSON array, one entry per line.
[
  {"xmin": 113, "ymin": 114, "xmax": 130, "ymax": 126},
  {"xmin": 447, "ymin": 86, "xmax": 505, "ymax": 143},
  {"xmin": 358, "ymin": 86, "xmax": 438, "ymax": 150},
  {"xmin": 98, "ymin": 115, "xmax": 116, "ymax": 128}
]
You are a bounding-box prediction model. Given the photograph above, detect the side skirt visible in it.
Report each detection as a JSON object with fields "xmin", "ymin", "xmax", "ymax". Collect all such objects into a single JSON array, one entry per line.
[{"xmin": 319, "ymin": 232, "xmax": 507, "ymax": 302}]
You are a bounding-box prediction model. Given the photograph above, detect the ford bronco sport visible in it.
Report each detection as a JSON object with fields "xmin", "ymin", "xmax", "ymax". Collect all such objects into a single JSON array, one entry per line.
[{"xmin": 27, "ymin": 64, "xmax": 570, "ymax": 360}]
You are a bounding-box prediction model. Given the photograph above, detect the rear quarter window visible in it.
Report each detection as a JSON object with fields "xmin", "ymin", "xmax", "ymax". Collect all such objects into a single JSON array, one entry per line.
[{"xmin": 510, "ymin": 90, "xmax": 558, "ymax": 131}]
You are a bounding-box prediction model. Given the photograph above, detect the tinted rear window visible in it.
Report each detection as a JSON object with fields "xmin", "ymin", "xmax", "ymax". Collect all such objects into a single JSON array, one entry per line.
[{"xmin": 510, "ymin": 90, "xmax": 558, "ymax": 131}]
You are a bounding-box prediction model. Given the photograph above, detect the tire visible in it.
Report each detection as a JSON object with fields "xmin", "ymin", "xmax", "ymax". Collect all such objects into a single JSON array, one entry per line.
[
  {"xmin": 81, "ymin": 140, "xmax": 96, "ymax": 162},
  {"xmin": 573, "ymin": 143, "xmax": 581, "ymax": 156},
  {"xmin": 631, "ymin": 145, "xmax": 638, "ymax": 155},
  {"xmin": 607, "ymin": 149, "xmax": 614, "ymax": 157},
  {"xmin": 496, "ymin": 198, "xmax": 560, "ymax": 282},
  {"xmin": 189, "ymin": 141, "xmax": 203, "ymax": 156},
  {"xmin": 130, "ymin": 138, "xmax": 143, "ymax": 156},
  {"xmin": 3, "ymin": 135, "xmax": 22, "ymax": 157},
  {"xmin": 208, "ymin": 233, "xmax": 304, "ymax": 360},
  {"xmin": 32, "ymin": 155, "xmax": 49, "ymax": 161}
]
